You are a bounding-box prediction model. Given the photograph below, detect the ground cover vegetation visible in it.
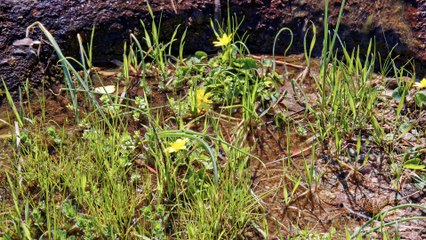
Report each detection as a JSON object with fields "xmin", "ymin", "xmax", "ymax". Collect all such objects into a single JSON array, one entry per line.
[{"xmin": 0, "ymin": 1, "xmax": 425, "ymax": 239}]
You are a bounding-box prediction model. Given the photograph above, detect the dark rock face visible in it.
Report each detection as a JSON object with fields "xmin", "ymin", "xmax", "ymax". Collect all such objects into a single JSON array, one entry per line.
[{"xmin": 0, "ymin": 0, "xmax": 425, "ymax": 99}]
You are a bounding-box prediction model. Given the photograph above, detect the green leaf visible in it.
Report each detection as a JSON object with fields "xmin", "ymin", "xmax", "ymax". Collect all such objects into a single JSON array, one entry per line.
[
  {"xmin": 261, "ymin": 59, "xmax": 274, "ymax": 68},
  {"xmin": 187, "ymin": 57, "xmax": 201, "ymax": 65},
  {"xmin": 404, "ymin": 164, "xmax": 425, "ymax": 170},
  {"xmin": 371, "ymin": 115, "xmax": 384, "ymax": 140},
  {"xmin": 404, "ymin": 158, "xmax": 425, "ymax": 170},
  {"xmin": 2, "ymin": 78, "xmax": 24, "ymax": 127},
  {"xmin": 234, "ymin": 57, "xmax": 257, "ymax": 70},
  {"xmin": 194, "ymin": 51, "xmax": 208, "ymax": 60},
  {"xmin": 396, "ymin": 121, "xmax": 415, "ymax": 140},
  {"xmin": 414, "ymin": 91, "xmax": 426, "ymax": 108},
  {"xmin": 391, "ymin": 85, "xmax": 408, "ymax": 118},
  {"xmin": 399, "ymin": 121, "xmax": 414, "ymax": 133},
  {"xmin": 391, "ymin": 86, "xmax": 404, "ymax": 102}
]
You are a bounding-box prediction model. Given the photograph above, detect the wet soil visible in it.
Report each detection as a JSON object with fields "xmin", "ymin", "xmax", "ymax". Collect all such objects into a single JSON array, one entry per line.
[
  {"xmin": 0, "ymin": 54, "xmax": 425, "ymax": 238},
  {"xmin": 1, "ymin": 0, "xmax": 426, "ymax": 100}
]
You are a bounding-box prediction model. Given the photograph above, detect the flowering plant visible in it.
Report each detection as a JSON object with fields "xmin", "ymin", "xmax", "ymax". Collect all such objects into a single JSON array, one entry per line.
[
  {"xmin": 413, "ymin": 78, "xmax": 426, "ymax": 89},
  {"xmin": 165, "ymin": 138, "xmax": 189, "ymax": 153}
]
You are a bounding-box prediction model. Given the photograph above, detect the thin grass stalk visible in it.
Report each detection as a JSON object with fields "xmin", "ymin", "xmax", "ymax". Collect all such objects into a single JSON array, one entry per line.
[
  {"xmin": 1, "ymin": 79, "xmax": 23, "ymax": 127},
  {"xmin": 272, "ymin": 28, "xmax": 293, "ymax": 74},
  {"xmin": 25, "ymin": 22, "xmax": 112, "ymax": 127},
  {"xmin": 351, "ymin": 204, "xmax": 426, "ymax": 238},
  {"xmin": 303, "ymin": 21, "xmax": 317, "ymax": 68}
]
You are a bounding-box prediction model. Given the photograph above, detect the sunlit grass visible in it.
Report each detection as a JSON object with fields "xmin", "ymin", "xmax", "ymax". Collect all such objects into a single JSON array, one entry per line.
[{"xmin": 0, "ymin": 0, "xmax": 424, "ymax": 239}]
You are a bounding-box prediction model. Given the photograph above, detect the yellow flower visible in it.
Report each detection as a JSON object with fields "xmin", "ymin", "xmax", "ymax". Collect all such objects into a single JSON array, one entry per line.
[
  {"xmin": 413, "ymin": 78, "xmax": 426, "ymax": 89},
  {"xmin": 213, "ymin": 33, "xmax": 232, "ymax": 47},
  {"xmin": 196, "ymin": 88, "xmax": 213, "ymax": 113},
  {"xmin": 165, "ymin": 138, "xmax": 188, "ymax": 153}
]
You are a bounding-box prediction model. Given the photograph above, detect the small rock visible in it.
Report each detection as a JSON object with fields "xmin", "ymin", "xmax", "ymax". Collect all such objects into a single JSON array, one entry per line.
[
  {"xmin": 403, "ymin": 133, "xmax": 416, "ymax": 142},
  {"xmin": 348, "ymin": 148, "xmax": 356, "ymax": 157},
  {"xmin": 244, "ymin": 231, "xmax": 254, "ymax": 238},
  {"xmin": 319, "ymin": 190, "xmax": 336, "ymax": 200},
  {"xmin": 94, "ymin": 85, "xmax": 116, "ymax": 94},
  {"xmin": 12, "ymin": 48, "xmax": 27, "ymax": 55},
  {"xmin": 0, "ymin": 58, "xmax": 9, "ymax": 65},
  {"xmin": 360, "ymin": 165, "xmax": 372, "ymax": 174},
  {"xmin": 357, "ymin": 153, "xmax": 366, "ymax": 163},
  {"xmin": 13, "ymin": 37, "xmax": 35, "ymax": 46},
  {"xmin": 385, "ymin": 77, "xmax": 398, "ymax": 89}
]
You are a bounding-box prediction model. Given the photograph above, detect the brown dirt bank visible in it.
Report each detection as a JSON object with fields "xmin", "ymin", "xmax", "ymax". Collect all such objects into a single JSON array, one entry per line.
[{"xmin": 0, "ymin": 0, "xmax": 425, "ymax": 101}]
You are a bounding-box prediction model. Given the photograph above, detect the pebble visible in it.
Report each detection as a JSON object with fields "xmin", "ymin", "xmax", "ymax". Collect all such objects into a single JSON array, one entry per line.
[
  {"xmin": 403, "ymin": 133, "xmax": 416, "ymax": 142},
  {"xmin": 348, "ymin": 148, "xmax": 356, "ymax": 157},
  {"xmin": 385, "ymin": 77, "xmax": 398, "ymax": 89},
  {"xmin": 319, "ymin": 190, "xmax": 336, "ymax": 200},
  {"xmin": 357, "ymin": 153, "xmax": 366, "ymax": 163}
]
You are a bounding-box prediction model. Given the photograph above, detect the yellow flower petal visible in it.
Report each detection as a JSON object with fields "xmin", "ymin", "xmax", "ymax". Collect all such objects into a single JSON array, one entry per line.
[
  {"xmin": 213, "ymin": 41, "xmax": 223, "ymax": 47},
  {"xmin": 165, "ymin": 138, "xmax": 188, "ymax": 153},
  {"xmin": 196, "ymin": 88, "xmax": 206, "ymax": 101},
  {"xmin": 203, "ymin": 92, "xmax": 213, "ymax": 104},
  {"xmin": 213, "ymin": 33, "xmax": 232, "ymax": 47},
  {"xmin": 413, "ymin": 78, "xmax": 426, "ymax": 89},
  {"xmin": 195, "ymin": 88, "xmax": 213, "ymax": 113}
]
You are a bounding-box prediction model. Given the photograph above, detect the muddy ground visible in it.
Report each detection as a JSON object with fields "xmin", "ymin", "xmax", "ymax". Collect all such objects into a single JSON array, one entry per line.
[
  {"xmin": 1, "ymin": 0, "xmax": 426, "ymax": 100},
  {"xmin": 0, "ymin": 53, "xmax": 425, "ymax": 238}
]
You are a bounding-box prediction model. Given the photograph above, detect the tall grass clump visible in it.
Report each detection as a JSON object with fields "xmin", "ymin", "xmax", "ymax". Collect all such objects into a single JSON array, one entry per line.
[
  {"xmin": 304, "ymin": 0, "xmax": 382, "ymax": 152},
  {"xmin": 4, "ymin": 125, "xmax": 151, "ymax": 238},
  {"xmin": 24, "ymin": 23, "xmax": 109, "ymax": 125},
  {"xmin": 176, "ymin": 134, "xmax": 259, "ymax": 239}
]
